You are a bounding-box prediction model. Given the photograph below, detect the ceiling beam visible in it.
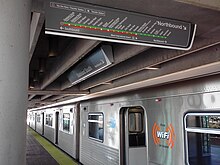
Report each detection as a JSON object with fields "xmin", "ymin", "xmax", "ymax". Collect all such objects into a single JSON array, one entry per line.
[
  {"xmin": 112, "ymin": 44, "xmax": 150, "ymax": 64},
  {"xmin": 29, "ymin": 12, "xmax": 44, "ymax": 63},
  {"xmin": 41, "ymin": 95, "xmax": 52, "ymax": 101},
  {"xmin": 56, "ymin": 95, "xmax": 79, "ymax": 102},
  {"xmin": 28, "ymin": 94, "xmax": 36, "ymax": 101},
  {"xmin": 90, "ymin": 43, "xmax": 220, "ymax": 93},
  {"xmin": 50, "ymin": 95, "xmax": 67, "ymax": 101},
  {"xmin": 31, "ymin": 0, "xmax": 44, "ymax": 13},
  {"xmin": 40, "ymin": 39, "xmax": 100, "ymax": 90},
  {"xmin": 30, "ymin": 58, "xmax": 220, "ymax": 110},
  {"xmin": 175, "ymin": 0, "xmax": 220, "ymax": 11},
  {"xmin": 28, "ymin": 89, "xmax": 89, "ymax": 95},
  {"xmin": 61, "ymin": 44, "xmax": 150, "ymax": 90},
  {"xmin": 28, "ymin": 98, "xmax": 54, "ymax": 108},
  {"xmin": 79, "ymin": 38, "xmax": 220, "ymax": 90}
]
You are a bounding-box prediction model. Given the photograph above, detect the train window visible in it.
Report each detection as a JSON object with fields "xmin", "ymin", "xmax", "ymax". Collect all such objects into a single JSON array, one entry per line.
[
  {"xmin": 128, "ymin": 107, "xmax": 145, "ymax": 147},
  {"xmin": 88, "ymin": 113, "xmax": 104, "ymax": 142},
  {"xmin": 63, "ymin": 113, "xmax": 70, "ymax": 132},
  {"xmin": 46, "ymin": 114, "xmax": 53, "ymax": 126},
  {"xmin": 186, "ymin": 115, "xmax": 220, "ymax": 129},
  {"xmin": 185, "ymin": 113, "xmax": 220, "ymax": 165},
  {"xmin": 129, "ymin": 112, "xmax": 143, "ymax": 132},
  {"xmin": 36, "ymin": 114, "xmax": 41, "ymax": 123}
]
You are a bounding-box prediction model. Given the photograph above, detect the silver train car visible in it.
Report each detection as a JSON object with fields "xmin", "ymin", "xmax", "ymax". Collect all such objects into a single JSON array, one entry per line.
[
  {"xmin": 27, "ymin": 75, "xmax": 220, "ymax": 165},
  {"xmin": 28, "ymin": 105, "xmax": 80, "ymax": 158}
]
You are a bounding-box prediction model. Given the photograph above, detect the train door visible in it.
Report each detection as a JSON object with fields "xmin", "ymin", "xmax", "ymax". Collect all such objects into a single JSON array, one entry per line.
[
  {"xmin": 42, "ymin": 112, "xmax": 44, "ymax": 135},
  {"xmin": 74, "ymin": 104, "xmax": 80, "ymax": 160},
  {"xmin": 120, "ymin": 107, "xmax": 147, "ymax": 165},
  {"xmin": 55, "ymin": 112, "xmax": 59, "ymax": 144}
]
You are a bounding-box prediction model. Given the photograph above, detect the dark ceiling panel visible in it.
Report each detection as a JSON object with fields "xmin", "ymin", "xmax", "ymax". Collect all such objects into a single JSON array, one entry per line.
[{"xmin": 29, "ymin": 0, "xmax": 220, "ymax": 108}]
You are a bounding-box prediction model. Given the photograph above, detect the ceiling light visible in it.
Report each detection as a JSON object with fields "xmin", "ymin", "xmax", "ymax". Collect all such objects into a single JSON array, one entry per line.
[
  {"xmin": 48, "ymin": 36, "xmax": 58, "ymax": 57},
  {"xmin": 33, "ymin": 70, "xmax": 39, "ymax": 82},
  {"xmin": 29, "ymin": 80, "xmax": 35, "ymax": 89},
  {"xmin": 145, "ymin": 65, "xmax": 161, "ymax": 70}
]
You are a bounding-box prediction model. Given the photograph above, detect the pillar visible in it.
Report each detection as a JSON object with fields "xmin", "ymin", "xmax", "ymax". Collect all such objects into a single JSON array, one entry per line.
[{"xmin": 0, "ymin": 0, "xmax": 31, "ymax": 164}]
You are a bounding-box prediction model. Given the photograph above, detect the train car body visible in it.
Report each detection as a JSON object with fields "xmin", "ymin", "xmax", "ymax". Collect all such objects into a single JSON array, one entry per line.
[
  {"xmin": 28, "ymin": 75, "xmax": 220, "ymax": 165},
  {"xmin": 27, "ymin": 105, "xmax": 80, "ymax": 159}
]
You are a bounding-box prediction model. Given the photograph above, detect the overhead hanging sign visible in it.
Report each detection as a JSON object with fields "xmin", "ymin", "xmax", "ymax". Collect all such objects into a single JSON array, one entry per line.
[
  {"xmin": 45, "ymin": 0, "xmax": 196, "ymax": 50},
  {"xmin": 68, "ymin": 45, "xmax": 113, "ymax": 85}
]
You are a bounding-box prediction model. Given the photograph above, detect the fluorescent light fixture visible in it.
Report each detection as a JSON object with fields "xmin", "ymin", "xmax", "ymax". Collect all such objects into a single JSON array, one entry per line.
[{"xmin": 145, "ymin": 66, "xmax": 160, "ymax": 70}]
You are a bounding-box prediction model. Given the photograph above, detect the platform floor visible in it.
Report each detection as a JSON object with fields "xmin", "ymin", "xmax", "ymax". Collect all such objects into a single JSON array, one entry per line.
[
  {"xmin": 26, "ymin": 129, "xmax": 59, "ymax": 165},
  {"xmin": 26, "ymin": 127, "xmax": 78, "ymax": 165}
]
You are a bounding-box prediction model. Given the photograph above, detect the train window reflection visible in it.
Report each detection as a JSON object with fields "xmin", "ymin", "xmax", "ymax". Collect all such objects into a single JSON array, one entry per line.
[
  {"xmin": 128, "ymin": 107, "xmax": 145, "ymax": 147},
  {"xmin": 37, "ymin": 114, "xmax": 41, "ymax": 123},
  {"xmin": 88, "ymin": 113, "xmax": 104, "ymax": 142},
  {"xmin": 63, "ymin": 113, "xmax": 70, "ymax": 132},
  {"xmin": 186, "ymin": 115, "xmax": 220, "ymax": 129},
  {"xmin": 46, "ymin": 114, "xmax": 53, "ymax": 126},
  {"xmin": 129, "ymin": 112, "xmax": 143, "ymax": 133},
  {"xmin": 187, "ymin": 132, "xmax": 220, "ymax": 165},
  {"xmin": 185, "ymin": 113, "xmax": 220, "ymax": 165}
]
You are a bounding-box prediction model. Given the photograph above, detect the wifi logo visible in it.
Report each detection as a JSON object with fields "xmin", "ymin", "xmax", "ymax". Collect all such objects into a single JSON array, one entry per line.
[{"xmin": 152, "ymin": 123, "xmax": 176, "ymax": 149}]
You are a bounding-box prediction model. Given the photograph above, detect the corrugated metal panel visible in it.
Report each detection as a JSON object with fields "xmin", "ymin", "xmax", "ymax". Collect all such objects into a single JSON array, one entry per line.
[
  {"xmin": 58, "ymin": 131, "xmax": 74, "ymax": 157},
  {"xmin": 44, "ymin": 126, "xmax": 54, "ymax": 142},
  {"xmin": 80, "ymin": 138, "xmax": 119, "ymax": 165},
  {"xmin": 36, "ymin": 123, "xmax": 42, "ymax": 134}
]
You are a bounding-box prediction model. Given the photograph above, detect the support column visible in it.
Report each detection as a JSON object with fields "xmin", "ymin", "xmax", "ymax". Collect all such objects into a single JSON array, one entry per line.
[{"xmin": 0, "ymin": 0, "xmax": 31, "ymax": 164}]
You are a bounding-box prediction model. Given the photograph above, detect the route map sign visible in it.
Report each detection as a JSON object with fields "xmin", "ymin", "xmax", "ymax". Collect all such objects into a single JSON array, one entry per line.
[{"xmin": 45, "ymin": 0, "xmax": 196, "ymax": 50}]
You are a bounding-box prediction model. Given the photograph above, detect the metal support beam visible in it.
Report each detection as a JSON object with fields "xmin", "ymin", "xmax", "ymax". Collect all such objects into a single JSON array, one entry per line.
[
  {"xmin": 28, "ymin": 98, "xmax": 54, "ymax": 108},
  {"xmin": 28, "ymin": 89, "xmax": 89, "ymax": 95},
  {"xmin": 31, "ymin": 0, "xmax": 44, "ymax": 13},
  {"xmin": 80, "ymin": 38, "xmax": 220, "ymax": 90},
  {"xmin": 29, "ymin": 12, "xmax": 44, "ymax": 62},
  {"xmin": 61, "ymin": 44, "xmax": 150, "ymax": 90},
  {"xmin": 41, "ymin": 39, "xmax": 100, "ymax": 90},
  {"xmin": 56, "ymin": 95, "xmax": 79, "ymax": 102},
  {"xmin": 90, "ymin": 43, "xmax": 220, "ymax": 93},
  {"xmin": 50, "ymin": 95, "xmax": 67, "ymax": 101},
  {"xmin": 175, "ymin": 0, "xmax": 220, "ymax": 11},
  {"xmin": 28, "ymin": 94, "xmax": 36, "ymax": 101},
  {"xmin": 41, "ymin": 95, "xmax": 52, "ymax": 101}
]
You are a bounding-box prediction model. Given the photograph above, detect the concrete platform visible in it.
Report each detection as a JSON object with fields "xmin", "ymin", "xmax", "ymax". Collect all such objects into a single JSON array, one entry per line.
[
  {"xmin": 26, "ymin": 127, "xmax": 78, "ymax": 165},
  {"xmin": 26, "ymin": 129, "xmax": 59, "ymax": 165}
]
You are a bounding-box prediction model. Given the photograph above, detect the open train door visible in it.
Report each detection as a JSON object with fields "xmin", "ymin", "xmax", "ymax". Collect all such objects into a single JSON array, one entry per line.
[{"xmin": 120, "ymin": 106, "xmax": 147, "ymax": 165}]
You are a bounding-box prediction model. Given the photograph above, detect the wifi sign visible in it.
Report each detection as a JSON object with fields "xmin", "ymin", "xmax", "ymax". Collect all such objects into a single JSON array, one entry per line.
[
  {"xmin": 152, "ymin": 123, "xmax": 176, "ymax": 149},
  {"xmin": 156, "ymin": 131, "xmax": 170, "ymax": 139}
]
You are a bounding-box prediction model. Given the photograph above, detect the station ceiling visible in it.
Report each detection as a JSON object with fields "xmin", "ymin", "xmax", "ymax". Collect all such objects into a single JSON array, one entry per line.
[{"xmin": 29, "ymin": 0, "xmax": 220, "ymax": 108}]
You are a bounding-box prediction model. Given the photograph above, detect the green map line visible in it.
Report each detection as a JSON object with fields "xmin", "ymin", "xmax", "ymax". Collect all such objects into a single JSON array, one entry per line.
[{"xmin": 63, "ymin": 22, "xmax": 167, "ymax": 39}]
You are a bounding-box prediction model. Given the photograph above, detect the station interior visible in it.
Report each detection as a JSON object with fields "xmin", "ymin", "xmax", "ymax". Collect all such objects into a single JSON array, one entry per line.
[{"xmin": 0, "ymin": 0, "xmax": 220, "ymax": 165}]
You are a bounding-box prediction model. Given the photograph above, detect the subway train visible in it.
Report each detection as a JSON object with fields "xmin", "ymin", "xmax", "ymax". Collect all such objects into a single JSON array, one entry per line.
[{"xmin": 27, "ymin": 74, "xmax": 220, "ymax": 165}]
